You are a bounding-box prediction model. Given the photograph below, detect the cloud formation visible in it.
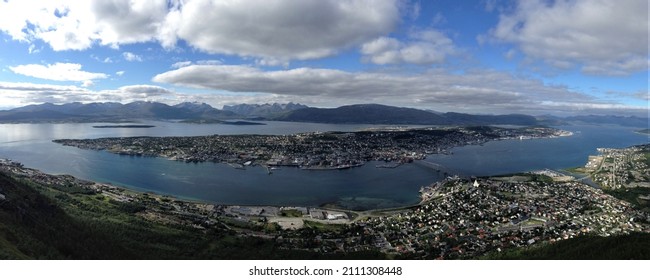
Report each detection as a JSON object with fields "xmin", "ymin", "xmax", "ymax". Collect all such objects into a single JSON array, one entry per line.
[
  {"xmin": 0, "ymin": 82, "xmax": 175, "ymax": 108},
  {"xmin": 9, "ymin": 63, "xmax": 108, "ymax": 82},
  {"xmin": 118, "ymin": 85, "xmax": 172, "ymax": 95},
  {"xmin": 152, "ymin": 64, "xmax": 646, "ymax": 116},
  {"xmin": 0, "ymin": 0, "xmax": 401, "ymax": 63},
  {"xmin": 490, "ymin": 0, "xmax": 649, "ymax": 75},
  {"xmin": 171, "ymin": 0, "xmax": 400, "ymax": 61},
  {"xmin": 361, "ymin": 29, "xmax": 457, "ymax": 65},
  {"xmin": 122, "ymin": 52, "xmax": 143, "ymax": 62},
  {"xmin": 1, "ymin": 74, "xmax": 645, "ymax": 117}
]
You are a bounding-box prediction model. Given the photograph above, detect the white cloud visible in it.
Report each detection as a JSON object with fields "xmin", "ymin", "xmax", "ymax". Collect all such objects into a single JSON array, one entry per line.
[
  {"xmin": 171, "ymin": 61, "xmax": 192, "ymax": 69},
  {"xmin": 152, "ymin": 64, "xmax": 646, "ymax": 116},
  {"xmin": 171, "ymin": 60, "xmax": 224, "ymax": 69},
  {"xmin": 122, "ymin": 52, "xmax": 142, "ymax": 62},
  {"xmin": 173, "ymin": 0, "xmax": 401, "ymax": 61},
  {"xmin": 361, "ymin": 29, "xmax": 457, "ymax": 65},
  {"xmin": 0, "ymin": 82, "xmax": 177, "ymax": 107},
  {"xmin": 9, "ymin": 63, "xmax": 108, "ymax": 82},
  {"xmin": 0, "ymin": 0, "xmax": 402, "ymax": 62},
  {"xmin": 0, "ymin": 82, "xmax": 84, "ymax": 92},
  {"xmin": 28, "ymin": 44, "xmax": 40, "ymax": 54},
  {"xmin": 91, "ymin": 0, "xmax": 170, "ymax": 47},
  {"xmin": 1, "ymin": 77, "xmax": 645, "ymax": 116},
  {"xmin": 81, "ymin": 80, "xmax": 94, "ymax": 88},
  {"xmin": 118, "ymin": 85, "xmax": 172, "ymax": 95},
  {"xmin": 115, "ymin": 71, "xmax": 125, "ymax": 76},
  {"xmin": 0, "ymin": 1, "xmax": 97, "ymax": 51},
  {"xmin": 0, "ymin": 82, "xmax": 94, "ymax": 107},
  {"xmin": 196, "ymin": 60, "xmax": 222, "ymax": 66},
  {"xmin": 256, "ymin": 57, "xmax": 289, "ymax": 67},
  {"xmin": 490, "ymin": 0, "xmax": 649, "ymax": 76}
]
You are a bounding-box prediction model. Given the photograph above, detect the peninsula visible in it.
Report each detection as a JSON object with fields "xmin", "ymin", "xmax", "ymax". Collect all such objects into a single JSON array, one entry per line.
[{"xmin": 92, "ymin": 125, "xmax": 156, "ymax": 128}]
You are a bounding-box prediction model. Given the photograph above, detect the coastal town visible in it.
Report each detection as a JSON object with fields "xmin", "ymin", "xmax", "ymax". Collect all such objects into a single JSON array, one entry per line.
[
  {"xmin": 2, "ymin": 145, "xmax": 648, "ymax": 259},
  {"xmin": 53, "ymin": 126, "xmax": 570, "ymax": 170},
  {"xmin": 582, "ymin": 144, "xmax": 650, "ymax": 189}
]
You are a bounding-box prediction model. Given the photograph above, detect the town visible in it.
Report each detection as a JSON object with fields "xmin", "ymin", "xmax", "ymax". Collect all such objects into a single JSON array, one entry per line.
[
  {"xmin": 53, "ymin": 126, "xmax": 570, "ymax": 170},
  {"xmin": 582, "ymin": 144, "xmax": 650, "ymax": 189},
  {"xmin": 1, "ymin": 151, "xmax": 647, "ymax": 259}
]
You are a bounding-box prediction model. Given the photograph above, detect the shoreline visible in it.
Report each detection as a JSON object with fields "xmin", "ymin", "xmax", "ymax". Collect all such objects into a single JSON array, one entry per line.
[
  {"xmin": 0, "ymin": 158, "xmax": 426, "ymax": 214},
  {"xmin": 3, "ymin": 149, "xmax": 648, "ymax": 260},
  {"xmin": 53, "ymin": 125, "xmax": 572, "ymax": 172}
]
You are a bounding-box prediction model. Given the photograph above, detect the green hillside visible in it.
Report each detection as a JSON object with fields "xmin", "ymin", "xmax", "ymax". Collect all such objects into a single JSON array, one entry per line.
[
  {"xmin": 485, "ymin": 232, "xmax": 650, "ymax": 260},
  {"xmin": 2, "ymin": 168, "xmax": 648, "ymax": 260},
  {"xmin": 0, "ymin": 171, "xmax": 381, "ymax": 259}
]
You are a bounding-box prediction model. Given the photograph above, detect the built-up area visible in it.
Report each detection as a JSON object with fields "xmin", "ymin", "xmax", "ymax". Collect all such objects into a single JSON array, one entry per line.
[
  {"xmin": 54, "ymin": 126, "xmax": 569, "ymax": 170},
  {"xmin": 583, "ymin": 144, "xmax": 650, "ymax": 189},
  {"xmin": 1, "ymin": 156, "xmax": 647, "ymax": 259}
]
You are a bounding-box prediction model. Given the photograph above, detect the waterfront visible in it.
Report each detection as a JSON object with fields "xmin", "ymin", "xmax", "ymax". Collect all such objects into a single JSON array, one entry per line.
[{"xmin": 0, "ymin": 121, "xmax": 647, "ymax": 210}]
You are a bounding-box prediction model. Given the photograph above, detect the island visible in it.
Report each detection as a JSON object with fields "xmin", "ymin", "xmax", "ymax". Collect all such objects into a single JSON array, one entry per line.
[
  {"xmin": 92, "ymin": 125, "xmax": 155, "ymax": 128},
  {"xmin": 53, "ymin": 126, "xmax": 571, "ymax": 170},
  {"xmin": 180, "ymin": 119, "xmax": 266, "ymax": 125}
]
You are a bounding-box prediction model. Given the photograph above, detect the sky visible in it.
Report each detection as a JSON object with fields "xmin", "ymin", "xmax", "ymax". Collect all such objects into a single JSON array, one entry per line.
[{"xmin": 0, "ymin": 0, "xmax": 647, "ymax": 117}]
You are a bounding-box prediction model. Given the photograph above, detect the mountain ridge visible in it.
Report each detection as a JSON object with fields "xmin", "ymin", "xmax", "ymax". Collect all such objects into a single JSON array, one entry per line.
[
  {"xmin": 274, "ymin": 103, "xmax": 544, "ymax": 126},
  {"xmin": 222, "ymin": 102, "xmax": 308, "ymax": 118},
  {"xmin": 0, "ymin": 102, "xmax": 646, "ymax": 127}
]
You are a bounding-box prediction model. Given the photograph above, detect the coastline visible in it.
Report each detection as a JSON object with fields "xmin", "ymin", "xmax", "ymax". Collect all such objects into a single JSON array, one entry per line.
[
  {"xmin": 0, "ymin": 157, "xmax": 434, "ymax": 221},
  {"xmin": 53, "ymin": 126, "xmax": 572, "ymax": 172},
  {"xmin": 3, "ymin": 150, "xmax": 649, "ymax": 260}
]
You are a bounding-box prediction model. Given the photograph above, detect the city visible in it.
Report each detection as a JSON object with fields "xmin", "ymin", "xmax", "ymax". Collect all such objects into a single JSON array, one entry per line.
[
  {"xmin": 54, "ymin": 126, "xmax": 570, "ymax": 170},
  {"xmin": 2, "ymin": 142, "xmax": 648, "ymax": 259}
]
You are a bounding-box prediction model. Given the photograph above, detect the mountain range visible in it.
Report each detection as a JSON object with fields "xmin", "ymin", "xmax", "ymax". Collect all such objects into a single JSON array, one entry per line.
[
  {"xmin": 275, "ymin": 104, "xmax": 541, "ymax": 125},
  {"xmin": 0, "ymin": 101, "xmax": 236, "ymax": 123},
  {"xmin": 0, "ymin": 102, "xmax": 646, "ymax": 127},
  {"xmin": 222, "ymin": 102, "xmax": 308, "ymax": 118}
]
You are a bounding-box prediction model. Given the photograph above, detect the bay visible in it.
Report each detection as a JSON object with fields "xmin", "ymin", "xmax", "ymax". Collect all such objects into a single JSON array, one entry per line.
[
  {"xmin": 0, "ymin": 121, "xmax": 436, "ymax": 210},
  {"xmin": 0, "ymin": 121, "xmax": 647, "ymax": 210},
  {"xmin": 425, "ymin": 124, "xmax": 649, "ymax": 176}
]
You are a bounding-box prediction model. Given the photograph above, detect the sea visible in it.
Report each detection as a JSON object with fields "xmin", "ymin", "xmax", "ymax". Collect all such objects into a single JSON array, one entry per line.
[{"xmin": 0, "ymin": 121, "xmax": 648, "ymax": 210}]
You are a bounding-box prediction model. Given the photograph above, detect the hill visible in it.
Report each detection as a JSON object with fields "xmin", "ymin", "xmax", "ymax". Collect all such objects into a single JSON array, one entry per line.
[
  {"xmin": 2, "ymin": 163, "xmax": 648, "ymax": 260},
  {"xmin": 274, "ymin": 104, "xmax": 539, "ymax": 125},
  {"xmin": 485, "ymin": 232, "xmax": 650, "ymax": 260},
  {"xmin": 0, "ymin": 168, "xmax": 382, "ymax": 259},
  {"xmin": 0, "ymin": 102, "xmax": 236, "ymax": 123},
  {"xmin": 222, "ymin": 102, "xmax": 308, "ymax": 118},
  {"xmin": 561, "ymin": 115, "xmax": 648, "ymax": 127},
  {"xmin": 2, "ymin": 102, "xmax": 646, "ymax": 126}
]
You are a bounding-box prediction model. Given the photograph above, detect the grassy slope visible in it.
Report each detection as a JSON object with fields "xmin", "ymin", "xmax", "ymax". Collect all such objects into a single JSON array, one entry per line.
[
  {"xmin": 0, "ymin": 171, "xmax": 382, "ymax": 259},
  {"xmin": 485, "ymin": 232, "xmax": 650, "ymax": 260},
  {"xmin": 2, "ymin": 170, "xmax": 648, "ymax": 260}
]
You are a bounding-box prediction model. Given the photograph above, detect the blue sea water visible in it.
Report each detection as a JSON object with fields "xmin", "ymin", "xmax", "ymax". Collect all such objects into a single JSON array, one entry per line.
[{"xmin": 0, "ymin": 121, "xmax": 647, "ymax": 210}]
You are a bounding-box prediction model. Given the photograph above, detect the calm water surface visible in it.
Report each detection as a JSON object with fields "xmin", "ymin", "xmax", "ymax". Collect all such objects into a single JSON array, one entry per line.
[{"xmin": 0, "ymin": 121, "xmax": 647, "ymax": 210}]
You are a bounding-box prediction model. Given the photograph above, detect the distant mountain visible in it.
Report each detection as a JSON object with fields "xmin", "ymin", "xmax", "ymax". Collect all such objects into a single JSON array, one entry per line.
[
  {"xmin": 173, "ymin": 102, "xmax": 238, "ymax": 120},
  {"xmin": 441, "ymin": 112, "xmax": 538, "ymax": 126},
  {"xmin": 222, "ymin": 102, "xmax": 308, "ymax": 118},
  {"xmin": 562, "ymin": 115, "xmax": 649, "ymax": 128},
  {"xmin": 0, "ymin": 102, "xmax": 236, "ymax": 123},
  {"xmin": 274, "ymin": 104, "xmax": 540, "ymax": 125},
  {"xmin": 2, "ymin": 101, "xmax": 646, "ymax": 126},
  {"xmin": 274, "ymin": 104, "xmax": 449, "ymax": 124}
]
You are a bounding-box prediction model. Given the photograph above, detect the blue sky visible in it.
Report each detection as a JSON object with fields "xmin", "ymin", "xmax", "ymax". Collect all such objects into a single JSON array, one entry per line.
[{"xmin": 0, "ymin": 0, "xmax": 647, "ymax": 117}]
